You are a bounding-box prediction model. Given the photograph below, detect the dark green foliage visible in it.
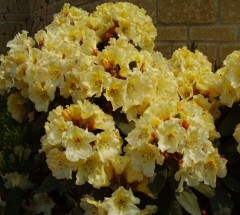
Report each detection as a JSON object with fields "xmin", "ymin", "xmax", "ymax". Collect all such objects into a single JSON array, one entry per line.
[
  {"xmin": 0, "ymin": 95, "xmax": 31, "ymax": 174},
  {"xmin": 187, "ymin": 40, "xmax": 198, "ymax": 53}
]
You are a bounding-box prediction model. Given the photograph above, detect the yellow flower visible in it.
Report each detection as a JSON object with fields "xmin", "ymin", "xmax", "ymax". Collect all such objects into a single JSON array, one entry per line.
[
  {"xmin": 135, "ymin": 177, "xmax": 155, "ymax": 199},
  {"xmin": 125, "ymin": 143, "xmax": 164, "ymax": 177},
  {"xmin": 7, "ymin": 92, "xmax": 28, "ymax": 123},
  {"xmin": 0, "ymin": 67, "xmax": 12, "ymax": 94},
  {"xmin": 59, "ymin": 68, "xmax": 81, "ymax": 99},
  {"xmin": 174, "ymin": 165, "xmax": 200, "ymax": 192},
  {"xmin": 123, "ymin": 70, "xmax": 152, "ymax": 112},
  {"xmin": 224, "ymin": 51, "xmax": 240, "ymax": 89},
  {"xmin": 110, "ymin": 155, "xmax": 130, "ymax": 175},
  {"xmin": 51, "ymin": 3, "xmax": 89, "ymax": 27},
  {"xmin": 220, "ymin": 82, "xmax": 237, "ymax": 107},
  {"xmin": 140, "ymin": 205, "xmax": 158, "ymax": 215},
  {"xmin": 104, "ymin": 77, "xmax": 127, "ymax": 111},
  {"xmin": 233, "ymin": 123, "xmax": 240, "ymax": 153},
  {"xmin": 7, "ymin": 30, "xmax": 35, "ymax": 59},
  {"xmin": 94, "ymin": 129, "xmax": 122, "ymax": 162},
  {"xmin": 89, "ymin": 2, "xmax": 156, "ymax": 50},
  {"xmin": 170, "ymin": 46, "xmax": 222, "ymax": 112},
  {"xmin": 102, "ymin": 186, "xmax": 140, "ymax": 215},
  {"xmin": 81, "ymin": 65, "xmax": 110, "ymax": 98},
  {"xmin": 46, "ymin": 148, "xmax": 78, "ymax": 180},
  {"xmin": 32, "ymin": 193, "xmax": 55, "ymax": 215},
  {"xmin": 44, "ymin": 117, "xmax": 72, "ymax": 146},
  {"xmin": 156, "ymin": 118, "xmax": 186, "ymax": 153},
  {"xmin": 200, "ymin": 151, "xmax": 227, "ymax": 187},
  {"xmin": 183, "ymin": 126, "xmax": 210, "ymax": 163},
  {"xmin": 124, "ymin": 163, "xmax": 144, "ymax": 184},
  {"xmin": 76, "ymin": 153, "xmax": 111, "ymax": 188},
  {"xmin": 126, "ymin": 124, "xmax": 152, "ymax": 148},
  {"xmin": 28, "ymin": 81, "xmax": 55, "ymax": 112},
  {"xmin": 64, "ymin": 125, "xmax": 96, "ymax": 162},
  {"xmin": 80, "ymin": 196, "xmax": 107, "ymax": 215},
  {"xmin": 2, "ymin": 172, "xmax": 33, "ymax": 190}
]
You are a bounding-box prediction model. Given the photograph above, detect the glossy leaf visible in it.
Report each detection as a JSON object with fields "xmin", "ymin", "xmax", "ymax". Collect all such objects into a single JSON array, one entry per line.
[
  {"xmin": 193, "ymin": 183, "xmax": 215, "ymax": 198},
  {"xmin": 148, "ymin": 168, "xmax": 167, "ymax": 196},
  {"xmin": 169, "ymin": 200, "xmax": 183, "ymax": 215},
  {"xmin": 175, "ymin": 187, "xmax": 201, "ymax": 215},
  {"xmin": 4, "ymin": 187, "xmax": 23, "ymax": 215},
  {"xmin": 58, "ymin": 179, "xmax": 75, "ymax": 195},
  {"xmin": 38, "ymin": 174, "xmax": 60, "ymax": 193},
  {"xmin": 217, "ymin": 104, "xmax": 240, "ymax": 136},
  {"xmin": 222, "ymin": 174, "xmax": 240, "ymax": 193},
  {"xmin": 113, "ymin": 109, "xmax": 135, "ymax": 136},
  {"xmin": 116, "ymin": 121, "xmax": 135, "ymax": 136},
  {"xmin": 209, "ymin": 185, "xmax": 233, "ymax": 215}
]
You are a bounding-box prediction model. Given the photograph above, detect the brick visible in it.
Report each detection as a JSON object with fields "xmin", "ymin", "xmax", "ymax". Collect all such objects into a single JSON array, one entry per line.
[
  {"xmin": 190, "ymin": 27, "xmax": 237, "ymax": 41},
  {"xmin": 0, "ymin": 22, "xmax": 28, "ymax": 34},
  {"xmin": 9, "ymin": 0, "xmax": 28, "ymax": 13},
  {"xmin": 0, "ymin": 35, "xmax": 13, "ymax": 54},
  {"xmin": 0, "ymin": 14, "xmax": 28, "ymax": 22},
  {"xmin": 221, "ymin": 0, "xmax": 240, "ymax": 23},
  {"xmin": 81, "ymin": 0, "xmax": 118, "ymax": 12},
  {"xmin": 158, "ymin": 0, "xmax": 217, "ymax": 24},
  {"xmin": 29, "ymin": 17, "xmax": 49, "ymax": 33},
  {"xmin": 157, "ymin": 27, "xmax": 187, "ymax": 41},
  {"xmin": 29, "ymin": 0, "xmax": 52, "ymax": 12},
  {"xmin": 172, "ymin": 43, "xmax": 188, "ymax": 52},
  {"xmin": 220, "ymin": 45, "xmax": 240, "ymax": 62},
  {"xmin": 71, "ymin": 0, "xmax": 91, "ymax": 6},
  {"xmin": 0, "ymin": 1, "xmax": 10, "ymax": 13},
  {"xmin": 155, "ymin": 42, "xmax": 172, "ymax": 59},
  {"xmin": 196, "ymin": 44, "xmax": 217, "ymax": 64}
]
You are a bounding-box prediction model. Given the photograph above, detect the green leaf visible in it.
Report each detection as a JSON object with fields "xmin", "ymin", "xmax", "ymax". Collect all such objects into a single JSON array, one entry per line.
[
  {"xmin": 58, "ymin": 179, "xmax": 75, "ymax": 195},
  {"xmin": 148, "ymin": 168, "xmax": 167, "ymax": 196},
  {"xmin": 222, "ymin": 174, "xmax": 240, "ymax": 193},
  {"xmin": 221, "ymin": 138, "xmax": 240, "ymax": 163},
  {"xmin": 169, "ymin": 200, "xmax": 183, "ymax": 215},
  {"xmin": 217, "ymin": 104, "xmax": 240, "ymax": 136},
  {"xmin": 156, "ymin": 184, "xmax": 175, "ymax": 215},
  {"xmin": 175, "ymin": 187, "xmax": 201, "ymax": 215},
  {"xmin": 4, "ymin": 187, "xmax": 23, "ymax": 215},
  {"xmin": 209, "ymin": 185, "xmax": 233, "ymax": 215},
  {"xmin": 0, "ymin": 206, "xmax": 4, "ymax": 215},
  {"xmin": 113, "ymin": 109, "xmax": 135, "ymax": 136},
  {"xmin": 193, "ymin": 183, "xmax": 215, "ymax": 198},
  {"xmin": 38, "ymin": 174, "xmax": 60, "ymax": 193},
  {"xmin": 116, "ymin": 121, "xmax": 135, "ymax": 136}
]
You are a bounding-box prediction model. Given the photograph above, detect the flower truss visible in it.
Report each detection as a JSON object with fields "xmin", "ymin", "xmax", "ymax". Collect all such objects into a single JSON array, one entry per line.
[{"xmin": 0, "ymin": 2, "xmax": 240, "ymax": 215}]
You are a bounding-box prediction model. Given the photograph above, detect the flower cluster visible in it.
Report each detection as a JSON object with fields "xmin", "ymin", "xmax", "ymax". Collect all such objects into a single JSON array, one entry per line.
[
  {"xmin": 169, "ymin": 47, "xmax": 222, "ymax": 119},
  {"xmin": 80, "ymin": 186, "xmax": 157, "ymax": 215},
  {"xmin": 233, "ymin": 123, "xmax": 240, "ymax": 153},
  {"xmin": 0, "ymin": 2, "xmax": 175, "ymax": 124},
  {"xmin": 215, "ymin": 50, "xmax": 240, "ymax": 107},
  {"xmin": 125, "ymin": 99, "xmax": 226, "ymax": 191},
  {"xmin": 41, "ymin": 99, "xmax": 122, "ymax": 188},
  {"xmin": 1, "ymin": 2, "xmax": 239, "ymax": 215}
]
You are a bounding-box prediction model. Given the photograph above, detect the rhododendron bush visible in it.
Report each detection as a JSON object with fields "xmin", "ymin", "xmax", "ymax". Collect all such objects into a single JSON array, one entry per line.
[{"xmin": 0, "ymin": 2, "xmax": 240, "ymax": 215}]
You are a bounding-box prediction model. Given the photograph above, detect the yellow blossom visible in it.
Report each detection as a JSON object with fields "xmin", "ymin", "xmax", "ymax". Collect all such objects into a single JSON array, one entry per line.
[
  {"xmin": 233, "ymin": 123, "xmax": 240, "ymax": 153},
  {"xmin": 7, "ymin": 91, "xmax": 28, "ymax": 123},
  {"xmin": 102, "ymin": 186, "xmax": 140, "ymax": 215}
]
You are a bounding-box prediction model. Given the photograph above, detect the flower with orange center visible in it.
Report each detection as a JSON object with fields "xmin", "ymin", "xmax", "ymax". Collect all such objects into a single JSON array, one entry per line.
[{"xmin": 102, "ymin": 186, "xmax": 140, "ymax": 215}]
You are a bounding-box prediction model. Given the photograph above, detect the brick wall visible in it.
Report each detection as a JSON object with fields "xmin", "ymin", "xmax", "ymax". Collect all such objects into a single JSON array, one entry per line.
[
  {"xmin": 1, "ymin": 0, "xmax": 240, "ymax": 64},
  {"xmin": 0, "ymin": 0, "xmax": 28, "ymax": 54}
]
